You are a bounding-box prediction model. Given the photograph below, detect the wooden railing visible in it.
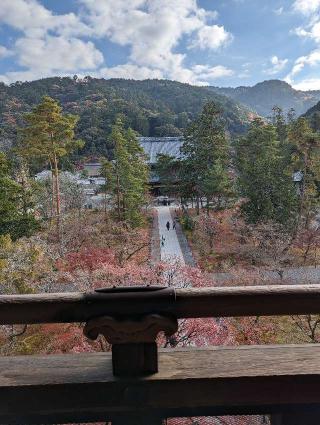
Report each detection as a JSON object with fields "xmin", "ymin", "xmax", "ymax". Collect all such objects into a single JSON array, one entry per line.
[{"xmin": 1, "ymin": 284, "xmax": 320, "ymax": 425}]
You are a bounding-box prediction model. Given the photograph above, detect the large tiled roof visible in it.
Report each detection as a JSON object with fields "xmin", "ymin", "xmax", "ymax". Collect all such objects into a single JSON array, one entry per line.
[{"xmin": 138, "ymin": 137, "xmax": 183, "ymax": 164}]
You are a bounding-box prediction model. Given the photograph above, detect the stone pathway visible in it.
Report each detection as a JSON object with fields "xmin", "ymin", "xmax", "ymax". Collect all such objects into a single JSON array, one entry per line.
[{"xmin": 156, "ymin": 206, "xmax": 185, "ymax": 264}]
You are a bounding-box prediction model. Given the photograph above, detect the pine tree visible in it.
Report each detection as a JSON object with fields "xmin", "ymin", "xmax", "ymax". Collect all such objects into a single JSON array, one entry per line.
[
  {"xmin": 235, "ymin": 118, "xmax": 298, "ymax": 227},
  {"xmin": 100, "ymin": 158, "xmax": 113, "ymax": 218},
  {"xmin": 181, "ymin": 102, "xmax": 232, "ymax": 214},
  {"xmin": 124, "ymin": 127, "xmax": 149, "ymax": 225},
  {"xmin": 0, "ymin": 153, "xmax": 38, "ymax": 239},
  {"xmin": 271, "ymin": 106, "xmax": 287, "ymax": 144},
  {"xmin": 107, "ymin": 119, "xmax": 149, "ymax": 226},
  {"xmin": 19, "ymin": 96, "xmax": 83, "ymax": 236},
  {"xmin": 288, "ymin": 117, "xmax": 320, "ymax": 228},
  {"xmin": 155, "ymin": 154, "xmax": 181, "ymax": 197}
]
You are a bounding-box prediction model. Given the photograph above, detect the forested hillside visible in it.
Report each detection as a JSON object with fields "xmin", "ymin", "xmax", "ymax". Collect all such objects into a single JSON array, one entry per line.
[
  {"xmin": 302, "ymin": 99, "xmax": 320, "ymax": 131},
  {"xmin": 0, "ymin": 77, "xmax": 252, "ymax": 158},
  {"xmin": 211, "ymin": 80, "xmax": 320, "ymax": 117}
]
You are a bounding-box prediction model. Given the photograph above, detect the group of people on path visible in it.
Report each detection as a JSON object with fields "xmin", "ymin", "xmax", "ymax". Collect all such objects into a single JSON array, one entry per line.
[
  {"xmin": 161, "ymin": 220, "xmax": 176, "ymax": 247},
  {"xmin": 166, "ymin": 220, "xmax": 176, "ymax": 231}
]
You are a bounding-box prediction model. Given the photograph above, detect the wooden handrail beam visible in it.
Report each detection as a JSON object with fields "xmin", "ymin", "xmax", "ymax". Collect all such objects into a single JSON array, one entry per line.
[
  {"xmin": 1, "ymin": 344, "xmax": 320, "ymax": 423},
  {"xmin": 1, "ymin": 285, "xmax": 320, "ymax": 324}
]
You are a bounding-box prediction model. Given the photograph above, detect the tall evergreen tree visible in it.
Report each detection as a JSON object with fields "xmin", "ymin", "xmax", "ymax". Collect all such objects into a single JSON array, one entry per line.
[
  {"xmin": 271, "ymin": 106, "xmax": 287, "ymax": 144},
  {"xmin": 181, "ymin": 102, "xmax": 232, "ymax": 214},
  {"xmin": 155, "ymin": 154, "xmax": 181, "ymax": 197},
  {"xmin": 100, "ymin": 158, "xmax": 113, "ymax": 218},
  {"xmin": 19, "ymin": 96, "xmax": 83, "ymax": 236},
  {"xmin": 0, "ymin": 153, "xmax": 38, "ymax": 239},
  {"xmin": 124, "ymin": 127, "xmax": 149, "ymax": 225},
  {"xmin": 288, "ymin": 117, "xmax": 320, "ymax": 228},
  {"xmin": 235, "ymin": 118, "xmax": 298, "ymax": 227},
  {"xmin": 107, "ymin": 119, "xmax": 149, "ymax": 226}
]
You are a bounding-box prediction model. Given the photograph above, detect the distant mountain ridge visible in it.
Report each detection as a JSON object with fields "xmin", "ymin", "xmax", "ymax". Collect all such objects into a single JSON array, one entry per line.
[
  {"xmin": 3, "ymin": 77, "xmax": 318, "ymax": 160},
  {"xmin": 210, "ymin": 80, "xmax": 320, "ymax": 117},
  {"xmin": 0, "ymin": 77, "xmax": 253, "ymax": 157}
]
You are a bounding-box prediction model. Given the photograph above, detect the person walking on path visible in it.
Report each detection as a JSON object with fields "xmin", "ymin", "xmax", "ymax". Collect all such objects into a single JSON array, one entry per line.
[
  {"xmin": 172, "ymin": 220, "xmax": 176, "ymax": 230},
  {"xmin": 157, "ymin": 205, "xmax": 185, "ymax": 265},
  {"xmin": 166, "ymin": 221, "xmax": 170, "ymax": 231}
]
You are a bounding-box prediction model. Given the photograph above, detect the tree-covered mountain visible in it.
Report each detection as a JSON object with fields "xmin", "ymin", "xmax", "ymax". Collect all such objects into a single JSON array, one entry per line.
[
  {"xmin": 0, "ymin": 77, "xmax": 253, "ymax": 158},
  {"xmin": 210, "ymin": 80, "xmax": 320, "ymax": 118},
  {"xmin": 302, "ymin": 99, "xmax": 320, "ymax": 131}
]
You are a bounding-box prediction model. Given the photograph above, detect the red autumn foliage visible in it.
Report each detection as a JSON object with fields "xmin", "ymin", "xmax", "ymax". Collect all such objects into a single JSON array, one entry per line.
[{"xmin": 56, "ymin": 247, "xmax": 116, "ymax": 272}]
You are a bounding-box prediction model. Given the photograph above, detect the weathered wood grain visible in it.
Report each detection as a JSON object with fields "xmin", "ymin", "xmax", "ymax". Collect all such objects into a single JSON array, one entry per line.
[
  {"xmin": 1, "ymin": 285, "xmax": 320, "ymax": 324},
  {"xmin": 2, "ymin": 344, "xmax": 320, "ymax": 423}
]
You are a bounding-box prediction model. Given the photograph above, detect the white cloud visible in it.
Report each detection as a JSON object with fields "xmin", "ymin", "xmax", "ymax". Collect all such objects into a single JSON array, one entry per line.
[
  {"xmin": 80, "ymin": 0, "xmax": 234, "ymax": 84},
  {"xmin": 293, "ymin": 0, "xmax": 320, "ymax": 14},
  {"xmin": 0, "ymin": 0, "xmax": 234, "ymax": 86},
  {"xmin": 265, "ymin": 55, "xmax": 288, "ymax": 75},
  {"xmin": 0, "ymin": 0, "xmax": 103, "ymax": 84},
  {"xmin": 294, "ymin": 20, "xmax": 320, "ymax": 41},
  {"xmin": 191, "ymin": 24, "xmax": 233, "ymax": 50},
  {"xmin": 292, "ymin": 0, "xmax": 320, "ymax": 44},
  {"xmin": 15, "ymin": 36, "xmax": 103, "ymax": 72},
  {"xmin": 192, "ymin": 64, "xmax": 234, "ymax": 80},
  {"xmin": 0, "ymin": 0, "xmax": 90, "ymax": 37},
  {"xmin": 285, "ymin": 49, "xmax": 320, "ymax": 83},
  {"xmin": 0, "ymin": 36, "xmax": 103, "ymax": 84},
  {"xmin": 290, "ymin": 0, "xmax": 320, "ymax": 88},
  {"xmin": 97, "ymin": 64, "xmax": 164, "ymax": 80},
  {"xmin": 0, "ymin": 36, "xmax": 103, "ymax": 83},
  {"xmin": 0, "ymin": 70, "xmax": 45, "ymax": 85},
  {"xmin": 0, "ymin": 45, "xmax": 12, "ymax": 59},
  {"xmin": 96, "ymin": 63, "xmax": 234, "ymax": 86},
  {"xmin": 292, "ymin": 77, "xmax": 320, "ymax": 90}
]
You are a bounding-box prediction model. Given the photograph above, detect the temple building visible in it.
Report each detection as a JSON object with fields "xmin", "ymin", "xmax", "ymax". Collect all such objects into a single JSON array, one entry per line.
[
  {"xmin": 138, "ymin": 136, "xmax": 183, "ymax": 195},
  {"xmin": 138, "ymin": 137, "xmax": 183, "ymax": 165}
]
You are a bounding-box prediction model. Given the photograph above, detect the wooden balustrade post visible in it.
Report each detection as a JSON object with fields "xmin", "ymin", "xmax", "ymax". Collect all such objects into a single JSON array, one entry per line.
[
  {"xmin": 84, "ymin": 314, "xmax": 178, "ymax": 376},
  {"xmin": 84, "ymin": 313, "xmax": 177, "ymax": 425},
  {"xmin": 270, "ymin": 414, "xmax": 283, "ymax": 425},
  {"xmin": 111, "ymin": 414, "xmax": 163, "ymax": 425}
]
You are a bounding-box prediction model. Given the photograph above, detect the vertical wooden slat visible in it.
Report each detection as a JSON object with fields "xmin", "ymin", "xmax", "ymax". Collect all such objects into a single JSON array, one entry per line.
[
  {"xmin": 271, "ymin": 412, "xmax": 320, "ymax": 425},
  {"xmin": 112, "ymin": 342, "xmax": 158, "ymax": 376},
  {"xmin": 112, "ymin": 414, "xmax": 163, "ymax": 425},
  {"xmin": 270, "ymin": 414, "xmax": 283, "ymax": 425}
]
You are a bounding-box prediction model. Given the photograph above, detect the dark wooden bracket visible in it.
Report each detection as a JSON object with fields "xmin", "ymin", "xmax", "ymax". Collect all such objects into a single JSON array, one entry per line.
[
  {"xmin": 83, "ymin": 286, "xmax": 177, "ymax": 377},
  {"xmin": 84, "ymin": 313, "xmax": 178, "ymax": 376}
]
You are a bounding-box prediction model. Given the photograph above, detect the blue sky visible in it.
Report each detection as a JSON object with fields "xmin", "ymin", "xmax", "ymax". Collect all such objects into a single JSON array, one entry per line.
[{"xmin": 1, "ymin": 0, "xmax": 320, "ymax": 89}]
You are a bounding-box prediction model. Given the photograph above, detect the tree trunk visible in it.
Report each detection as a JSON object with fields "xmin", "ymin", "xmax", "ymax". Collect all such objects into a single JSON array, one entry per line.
[
  {"xmin": 297, "ymin": 153, "xmax": 307, "ymax": 230},
  {"xmin": 20, "ymin": 163, "xmax": 28, "ymax": 217},
  {"xmin": 49, "ymin": 161, "xmax": 55, "ymax": 223},
  {"xmin": 122, "ymin": 197, "xmax": 126, "ymax": 221},
  {"xmin": 104, "ymin": 190, "xmax": 107, "ymax": 220},
  {"xmin": 303, "ymin": 236, "xmax": 313, "ymax": 264},
  {"xmin": 53, "ymin": 154, "xmax": 61, "ymax": 240},
  {"xmin": 196, "ymin": 196, "xmax": 200, "ymax": 215},
  {"xmin": 116, "ymin": 171, "xmax": 121, "ymax": 221}
]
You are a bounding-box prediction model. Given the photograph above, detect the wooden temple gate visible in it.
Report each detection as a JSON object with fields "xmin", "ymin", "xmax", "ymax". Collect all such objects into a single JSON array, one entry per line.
[{"xmin": 1, "ymin": 285, "xmax": 320, "ymax": 424}]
